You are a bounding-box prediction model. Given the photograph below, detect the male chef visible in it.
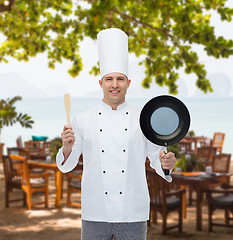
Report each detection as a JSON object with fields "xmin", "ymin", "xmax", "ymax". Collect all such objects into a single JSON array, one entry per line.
[{"xmin": 56, "ymin": 28, "xmax": 176, "ymax": 240}]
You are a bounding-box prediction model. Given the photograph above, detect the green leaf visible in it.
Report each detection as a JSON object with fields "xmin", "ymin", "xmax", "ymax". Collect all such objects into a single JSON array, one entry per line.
[
  {"xmin": 0, "ymin": 0, "xmax": 233, "ymax": 94},
  {"xmin": 0, "ymin": 96, "xmax": 34, "ymax": 135}
]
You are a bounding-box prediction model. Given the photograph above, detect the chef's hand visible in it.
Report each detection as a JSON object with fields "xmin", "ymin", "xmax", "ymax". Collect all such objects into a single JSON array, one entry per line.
[
  {"xmin": 159, "ymin": 151, "xmax": 176, "ymax": 172},
  {"xmin": 61, "ymin": 124, "xmax": 75, "ymax": 161}
]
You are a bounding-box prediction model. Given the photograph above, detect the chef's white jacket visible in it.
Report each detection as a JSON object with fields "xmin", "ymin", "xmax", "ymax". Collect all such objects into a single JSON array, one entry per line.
[{"xmin": 56, "ymin": 101, "xmax": 172, "ymax": 222}]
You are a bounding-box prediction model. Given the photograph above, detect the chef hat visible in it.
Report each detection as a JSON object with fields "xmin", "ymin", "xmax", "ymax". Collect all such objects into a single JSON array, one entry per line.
[{"xmin": 97, "ymin": 28, "xmax": 128, "ymax": 78}]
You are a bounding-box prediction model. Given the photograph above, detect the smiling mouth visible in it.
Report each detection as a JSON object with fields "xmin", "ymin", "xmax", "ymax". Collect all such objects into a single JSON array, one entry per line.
[{"xmin": 110, "ymin": 90, "xmax": 120, "ymax": 95}]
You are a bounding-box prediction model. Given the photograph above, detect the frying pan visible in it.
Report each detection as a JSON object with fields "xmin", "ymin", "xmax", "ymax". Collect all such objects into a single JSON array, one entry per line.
[{"xmin": 140, "ymin": 95, "xmax": 190, "ymax": 175}]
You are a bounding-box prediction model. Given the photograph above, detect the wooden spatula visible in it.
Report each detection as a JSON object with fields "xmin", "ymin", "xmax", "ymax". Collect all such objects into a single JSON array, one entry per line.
[{"xmin": 64, "ymin": 94, "xmax": 71, "ymax": 125}]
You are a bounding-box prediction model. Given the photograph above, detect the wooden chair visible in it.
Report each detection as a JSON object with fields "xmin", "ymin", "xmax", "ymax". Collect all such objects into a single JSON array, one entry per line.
[
  {"xmin": 196, "ymin": 146, "xmax": 217, "ymax": 171},
  {"xmin": 206, "ymin": 183, "xmax": 233, "ymax": 231},
  {"xmin": 188, "ymin": 146, "xmax": 217, "ymax": 205},
  {"xmin": 0, "ymin": 143, "xmax": 4, "ymax": 163},
  {"xmin": 66, "ymin": 170, "xmax": 82, "ymax": 208},
  {"xmin": 146, "ymin": 168, "xmax": 185, "ymax": 234},
  {"xmin": 212, "ymin": 154, "xmax": 231, "ymax": 174},
  {"xmin": 2, "ymin": 155, "xmax": 26, "ymax": 207},
  {"xmin": 23, "ymin": 141, "xmax": 51, "ymax": 161},
  {"xmin": 211, "ymin": 132, "xmax": 225, "ymax": 153},
  {"xmin": 24, "ymin": 140, "xmax": 43, "ymax": 154},
  {"xmin": 66, "ymin": 155, "xmax": 83, "ymax": 208},
  {"xmin": 7, "ymin": 147, "xmax": 31, "ymax": 159},
  {"xmin": 211, "ymin": 153, "xmax": 231, "ymax": 185},
  {"xmin": 7, "ymin": 147, "xmax": 45, "ymax": 173},
  {"xmin": 8, "ymin": 154, "xmax": 51, "ymax": 210},
  {"xmin": 42, "ymin": 141, "xmax": 51, "ymax": 151},
  {"xmin": 16, "ymin": 136, "xmax": 23, "ymax": 148},
  {"xmin": 24, "ymin": 140, "xmax": 41, "ymax": 148},
  {"xmin": 178, "ymin": 140, "xmax": 195, "ymax": 155}
]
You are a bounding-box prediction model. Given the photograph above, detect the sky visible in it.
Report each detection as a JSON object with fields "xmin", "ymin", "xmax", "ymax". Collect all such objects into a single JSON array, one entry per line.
[{"xmin": 0, "ymin": 2, "xmax": 233, "ymax": 98}]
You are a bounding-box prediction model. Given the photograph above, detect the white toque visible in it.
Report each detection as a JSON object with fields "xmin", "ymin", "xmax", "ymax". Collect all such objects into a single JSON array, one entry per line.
[{"xmin": 97, "ymin": 28, "xmax": 128, "ymax": 78}]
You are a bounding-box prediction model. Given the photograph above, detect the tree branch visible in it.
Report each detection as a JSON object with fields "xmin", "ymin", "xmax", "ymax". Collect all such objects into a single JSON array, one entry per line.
[{"xmin": 110, "ymin": 8, "xmax": 177, "ymax": 41}]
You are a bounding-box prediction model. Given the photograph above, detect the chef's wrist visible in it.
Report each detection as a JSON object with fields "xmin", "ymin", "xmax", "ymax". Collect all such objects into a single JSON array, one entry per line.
[{"xmin": 62, "ymin": 147, "xmax": 72, "ymax": 164}]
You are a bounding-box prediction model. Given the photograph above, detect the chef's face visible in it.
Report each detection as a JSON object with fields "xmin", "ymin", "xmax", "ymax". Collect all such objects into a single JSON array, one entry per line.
[{"xmin": 99, "ymin": 72, "xmax": 131, "ymax": 110}]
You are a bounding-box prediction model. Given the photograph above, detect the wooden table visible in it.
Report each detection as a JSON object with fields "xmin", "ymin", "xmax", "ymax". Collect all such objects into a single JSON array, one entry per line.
[
  {"xmin": 28, "ymin": 160, "xmax": 63, "ymax": 207},
  {"xmin": 172, "ymin": 172, "xmax": 232, "ymax": 231},
  {"xmin": 29, "ymin": 152, "xmax": 48, "ymax": 160}
]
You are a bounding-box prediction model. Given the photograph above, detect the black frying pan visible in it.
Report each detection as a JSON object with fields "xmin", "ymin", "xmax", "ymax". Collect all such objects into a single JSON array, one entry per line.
[{"xmin": 140, "ymin": 95, "xmax": 190, "ymax": 175}]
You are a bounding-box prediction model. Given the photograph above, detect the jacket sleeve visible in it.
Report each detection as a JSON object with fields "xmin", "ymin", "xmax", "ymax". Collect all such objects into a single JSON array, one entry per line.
[
  {"xmin": 146, "ymin": 140, "xmax": 172, "ymax": 182},
  {"xmin": 56, "ymin": 116, "xmax": 82, "ymax": 173}
]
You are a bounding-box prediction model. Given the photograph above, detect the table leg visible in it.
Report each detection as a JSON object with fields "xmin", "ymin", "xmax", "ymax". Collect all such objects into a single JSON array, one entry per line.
[
  {"xmin": 196, "ymin": 188, "xmax": 203, "ymax": 231},
  {"xmin": 55, "ymin": 170, "xmax": 63, "ymax": 207},
  {"xmin": 181, "ymin": 185, "xmax": 186, "ymax": 218}
]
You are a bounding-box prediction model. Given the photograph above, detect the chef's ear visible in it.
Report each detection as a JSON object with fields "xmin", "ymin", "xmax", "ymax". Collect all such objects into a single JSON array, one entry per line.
[
  {"xmin": 127, "ymin": 79, "xmax": 131, "ymax": 88},
  {"xmin": 99, "ymin": 79, "xmax": 103, "ymax": 88}
]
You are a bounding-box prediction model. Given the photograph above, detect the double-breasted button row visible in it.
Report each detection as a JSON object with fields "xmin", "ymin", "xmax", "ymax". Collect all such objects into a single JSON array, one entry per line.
[
  {"xmin": 99, "ymin": 128, "xmax": 127, "ymax": 132},
  {"xmin": 101, "ymin": 150, "xmax": 126, "ymax": 153},
  {"xmin": 102, "ymin": 170, "xmax": 125, "ymax": 173},
  {"xmin": 99, "ymin": 111, "xmax": 128, "ymax": 115},
  {"xmin": 104, "ymin": 192, "xmax": 123, "ymax": 195}
]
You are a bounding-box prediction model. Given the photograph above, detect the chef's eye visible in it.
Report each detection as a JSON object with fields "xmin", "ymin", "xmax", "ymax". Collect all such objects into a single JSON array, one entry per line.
[
  {"xmin": 106, "ymin": 78, "xmax": 112, "ymax": 81},
  {"xmin": 118, "ymin": 78, "xmax": 124, "ymax": 81}
]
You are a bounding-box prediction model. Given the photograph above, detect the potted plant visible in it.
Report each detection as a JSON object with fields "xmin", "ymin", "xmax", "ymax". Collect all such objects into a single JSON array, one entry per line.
[{"xmin": 0, "ymin": 96, "xmax": 34, "ymax": 162}]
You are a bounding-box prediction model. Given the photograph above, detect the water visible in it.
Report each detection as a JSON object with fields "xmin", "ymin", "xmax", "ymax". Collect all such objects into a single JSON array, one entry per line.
[{"xmin": 1, "ymin": 97, "xmax": 233, "ymax": 157}]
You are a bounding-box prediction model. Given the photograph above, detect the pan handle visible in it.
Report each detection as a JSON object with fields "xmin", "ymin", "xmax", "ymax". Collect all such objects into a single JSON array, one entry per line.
[{"xmin": 164, "ymin": 143, "xmax": 170, "ymax": 176}]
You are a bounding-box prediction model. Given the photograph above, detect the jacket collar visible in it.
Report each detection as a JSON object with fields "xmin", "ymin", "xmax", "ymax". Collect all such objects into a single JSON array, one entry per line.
[{"xmin": 100, "ymin": 100, "xmax": 127, "ymax": 111}]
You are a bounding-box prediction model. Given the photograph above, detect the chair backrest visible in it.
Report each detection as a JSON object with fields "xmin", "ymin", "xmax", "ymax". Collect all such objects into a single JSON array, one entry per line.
[
  {"xmin": 16, "ymin": 136, "xmax": 23, "ymax": 148},
  {"xmin": 146, "ymin": 168, "xmax": 170, "ymax": 211},
  {"xmin": 24, "ymin": 140, "xmax": 40, "ymax": 148},
  {"xmin": 42, "ymin": 141, "xmax": 51, "ymax": 153},
  {"xmin": 24, "ymin": 140, "xmax": 45, "ymax": 154},
  {"xmin": 8, "ymin": 154, "xmax": 30, "ymax": 188},
  {"xmin": 212, "ymin": 132, "xmax": 225, "ymax": 153},
  {"xmin": 212, "ymin": 154, "xmax": 231, "ymax": 173},
  {"xmin": 178, "ymin": 141, "xmax": 193, "ymax": 154},
  {"xmin": 196, "ymin": 146, "xmax": 217, "ymax": 169},
  {"xmin": 3, "ymin": 155, "xmax": 23, "ymax": 187},
  {"xmin": 0, "ymin": 143, "xmax": 4, "ymax": 163},
  {"xmin": 7, "ymin": 147, "xmax": 30, "ymax": 160}
]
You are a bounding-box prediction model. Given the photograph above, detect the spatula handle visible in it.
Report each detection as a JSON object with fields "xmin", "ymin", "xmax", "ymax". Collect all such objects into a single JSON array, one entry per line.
[
  {"xmin": 66, "ymin": 111, "xmax": 70, "ymax": 125},
  {"xmin": 64, "ymin": 94, "xmax": 71, "ymax": 125}
]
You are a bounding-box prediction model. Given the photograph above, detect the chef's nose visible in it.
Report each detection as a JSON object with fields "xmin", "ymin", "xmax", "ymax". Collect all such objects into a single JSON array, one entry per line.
[{"xmin": 113, "ymin": 79, "xmax": 118, "ymax": 88}]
